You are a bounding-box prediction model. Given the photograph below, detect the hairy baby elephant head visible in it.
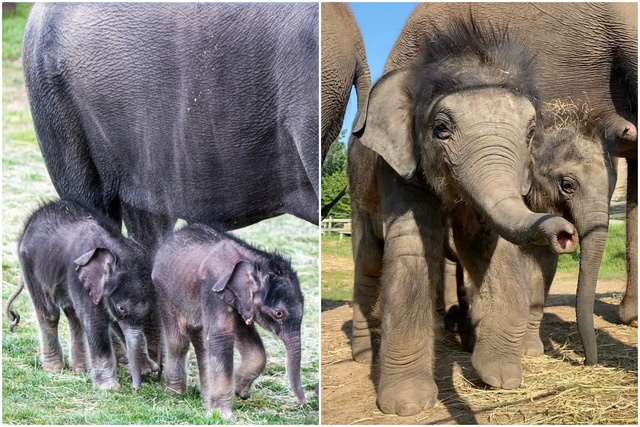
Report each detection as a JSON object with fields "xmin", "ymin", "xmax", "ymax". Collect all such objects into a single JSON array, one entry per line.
[
  {"xmin": 206, "ymin": 254, "xmax": 306, "ymax": 404},
  {"xmin": 528, "ymin": 115, "xmax": 617, "ymax": 365},
  {"xmin": 354, "ymin": 18, "xmax": 578, "ymax": 254},
  {"xmin": 75, "ymin": 244, "xmax": 158, "ymax": 390}
]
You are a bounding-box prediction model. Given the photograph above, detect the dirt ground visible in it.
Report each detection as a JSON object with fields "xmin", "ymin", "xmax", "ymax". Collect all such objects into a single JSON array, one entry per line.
[{"xmin": 320, "ymin": 255, "xmax": 638, "ymax": 424}]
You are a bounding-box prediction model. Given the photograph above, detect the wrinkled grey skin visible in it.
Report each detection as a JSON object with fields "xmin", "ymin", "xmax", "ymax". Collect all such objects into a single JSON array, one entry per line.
[
  {"xmin": 386, "ymin": 2, "xmax": 638, "ymax": 333},
  {"xmin": 152, "ymin": 224, "xmax": 306, "ymax": 421},
  {"xmin": 321, "ymin": 2, "xmax": 370, "ymax": 160},
  {"xmin": 445, "ymin": 121, "xmax": 617, "ymax": 385},
  {"xmin": 22, "ymin": 3, "xmax": 319, "ymax": 252},
  {"xmin": 348, "ymin": 19, "xmax": 579, "ymax": 416},
  {"xmin": 12, "ymin": 200, "xmax": 159, "ymax": 390}
]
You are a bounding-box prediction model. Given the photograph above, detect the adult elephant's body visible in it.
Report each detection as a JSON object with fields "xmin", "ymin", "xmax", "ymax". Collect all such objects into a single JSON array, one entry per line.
[
  {"xmin": 321, "ymin": 2, "xmax": 370, "ymax": 160},
  {"xmin": 385, "ymin": 2, "xmax": 638, "ymax": 331},
  {"xmin": 23, "ymin": 3, "xmax": 319, "ymax": 246}
]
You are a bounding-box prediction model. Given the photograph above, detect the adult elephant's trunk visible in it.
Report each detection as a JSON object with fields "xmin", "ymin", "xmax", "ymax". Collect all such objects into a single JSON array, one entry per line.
[
  {"xmin": 279, "ymin": 325, "xmax": 306, "ymax": 405},
  {"xmin": 457, "ymin": 137, "xmax": 578, "ymax": 254},
  {"xmin": 574, "ymin": 208, "xmax": 610, "ymax": 366}
]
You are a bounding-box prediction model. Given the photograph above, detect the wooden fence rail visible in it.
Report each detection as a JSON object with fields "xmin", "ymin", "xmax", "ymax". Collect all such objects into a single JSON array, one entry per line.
[{"xmin": 321, "ymin": 218, "xmax": 351, "ymax": 239}]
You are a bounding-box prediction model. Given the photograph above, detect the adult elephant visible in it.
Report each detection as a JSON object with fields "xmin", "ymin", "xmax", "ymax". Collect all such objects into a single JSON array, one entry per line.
[
  {"xmin": 385, "ymin": 4, "xmax": 638, "ymax": 347},
  {"xmin": 321, "ymin": 2, "xmax": 370, "ymax": 161},
  {"xmin": 23, "ymin": 3, "xmax": 319, "ymax": 249},
  {"xmin": 348, "ymin": 17, "xmax": 578, "ymax": 415}
]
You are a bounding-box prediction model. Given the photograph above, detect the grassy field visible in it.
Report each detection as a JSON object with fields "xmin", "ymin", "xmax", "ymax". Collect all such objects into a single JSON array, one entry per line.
[{"xmin": 2, "ymin": 5, "xmax": 318, "ymax": 424}]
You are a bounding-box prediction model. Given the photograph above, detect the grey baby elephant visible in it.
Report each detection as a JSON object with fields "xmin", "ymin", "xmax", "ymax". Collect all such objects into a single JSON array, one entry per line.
[
  {"xmin": 7, "ymin": 200, "xmax": 159, "ymax": 390},
  {"xmin": 152, "ymin": 223, "xmax": 306, "ymax": 420}
]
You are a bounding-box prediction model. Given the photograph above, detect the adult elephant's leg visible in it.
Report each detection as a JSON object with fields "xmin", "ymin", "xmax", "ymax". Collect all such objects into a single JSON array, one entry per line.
[
  {"xmin": 521, "ymin": 247, "xmax": 557, "ymax": 356},
  {"xmin": 351, "ymin": 206, "xmax": 383, "ymax": 364},
  {"xmin": 619, "ymin": 158, "xmax": 638, "ymax": 326},
  {"xmin": 121, "ymin": 203, "xmax": 175, "ymax": 251},
  {"xmin": 456, "ymin": 230, "xmax": 528, "ymax": 389},
  {"xmin": 376, "ymin": 177, "xmax": 443, "ymax": 416}
]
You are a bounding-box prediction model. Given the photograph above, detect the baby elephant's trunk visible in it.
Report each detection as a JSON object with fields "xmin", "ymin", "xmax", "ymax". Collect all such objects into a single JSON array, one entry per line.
[
  {"xmin": 4, "ymin": 278, "xmax": 24, "ymax": 327},
  {"xmin": 280, "ymin": 325, "xmax": 306, "ymax": 405},
  {"xmin": 122, "ymin": 326, "xmax": 146, "ymax": 390}
]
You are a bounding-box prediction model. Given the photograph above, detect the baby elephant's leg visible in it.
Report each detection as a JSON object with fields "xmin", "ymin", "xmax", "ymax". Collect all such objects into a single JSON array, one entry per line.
[
  {"xmin": 188, "ymin": 326, "xmax": 209, "ymax": 396},
  {"xmin": 22, "ymin": 272, "xmax": 64, "ymax": 371},
  {"xmin": 109, "ymin": 322, "xmax": 129, "ymax": 364},
  {"xmin": 62, "ymin": 306, "xmax": 88, "ymax": 372},
  {"xmin": 35, "ymin": 304, "xmax": 64, "ymax": 372},
  {"xmin": 162, "ymin": 313, "xmax": 191, "ymax": 395},
  {"xmin": 234, "ymin": 322, "xmax": 266, "ymax": 399},
  {"xmin": 84, "ymin": 316, "xmax": 119, "ymax": 389},
  {"xmin": 522, "ymin": 248, "xmax": 556, "ymax": 356},
  {"xmin": 202, "ymin": 307, "xmax": 236, "ymax": 421}
]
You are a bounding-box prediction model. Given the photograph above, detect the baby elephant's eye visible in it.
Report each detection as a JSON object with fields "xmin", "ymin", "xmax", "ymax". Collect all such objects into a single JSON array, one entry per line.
[
  {"xmin": 432, "ymin": 121, "xmax": 452, "ymax": 140},
  {"xmin": 432, "ymin": 112, "xmax": 453, "ymax": 140},
  {"xmin": 560, "ymin": 176, "xmax": 579, "ymax": 194},
  {"xmin": 117, "ymin": 305, "xmax": 126, "ymax": 314},
  {"xmin": 273, "ymin": 309, "xmax": 284, "ymax": 320}
]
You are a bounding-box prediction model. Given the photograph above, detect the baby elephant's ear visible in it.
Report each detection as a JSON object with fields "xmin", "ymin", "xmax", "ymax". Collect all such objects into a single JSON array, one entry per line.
[
  {"xmin": 212, "ymin": 261, "xmax": 258, "ymax": 325},
  {"xmin": 74, "ymin": 248, "xmax": 117, "ymax": 305}
]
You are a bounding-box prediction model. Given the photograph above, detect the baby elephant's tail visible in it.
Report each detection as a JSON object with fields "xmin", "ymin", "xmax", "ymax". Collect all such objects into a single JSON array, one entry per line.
[{"xmin": 5, "ymin": 277, "xmax": 24, "ymax": 328}]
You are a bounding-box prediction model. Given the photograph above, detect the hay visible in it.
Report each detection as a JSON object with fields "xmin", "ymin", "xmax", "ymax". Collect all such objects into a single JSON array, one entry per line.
[
  {"xmin": 542, "ymin": 99, "xmax": 599, "ymax": 135},
  {"xmin": 435, "ymin": 325, "xmax": 638, "ymax": 425}
]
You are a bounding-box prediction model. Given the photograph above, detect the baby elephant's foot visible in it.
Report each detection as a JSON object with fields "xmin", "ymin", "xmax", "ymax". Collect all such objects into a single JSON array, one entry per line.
[
  {"xmin": 165, "ymin": 379, "xmax": 187, "ymax": 394},
  {"xmin": 472, "ymin": 349, "xmax": 522, "ymax": 389},
  {"xmin": 70, "ymin": 361, "xmax": 88, "ymax": 373},
  {"xmin": 97, "ymin": 379, "xmax": 120, "ymax": 390},
  {"xmin": 522, "ymin": 334, "xmax": 544, "ymax": 357},
  {"xmin": 207, "ymin": 407, "xmax": 236, "ymax": 422},
  {"xmin": 235, "ymin": 383, "xmax": 252, "ymax": 400},
  {"xmin": 140, "ymin": 357, "xmax": 159, "ymax": 376},
  {"xmin": 617, "ymin": 303, "xmax": 638, "ymax": 327},
  {"xmin": 377, "ymin": 374, "xmax": 437, "ymax": 416},
  {"xmin": 351, "ymin": 334, "xmax": 373, "ymax": 364},
  {"xmin": 41, "ymin": 358, "xmax": 65, "ymax": 372}
]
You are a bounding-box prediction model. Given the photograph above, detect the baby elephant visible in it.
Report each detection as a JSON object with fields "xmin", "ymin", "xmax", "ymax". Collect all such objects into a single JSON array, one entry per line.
[
  {"xmin": 10, "ymin": 200, "xmax": 158, "ymax": 390},
  {"xmin": 152, "ymin": 223, "xmax": 306, "ymax": 420}
]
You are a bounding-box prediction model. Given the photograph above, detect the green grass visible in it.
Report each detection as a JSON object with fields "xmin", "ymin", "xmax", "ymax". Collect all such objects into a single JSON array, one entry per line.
[
  {"xmin": 2, "ymin": 3, "xmax": 31, "ymax": 61},
  {"xmin": 557, "ymin": 222, "xmax": 627, "ymax": 280},
  {"xmin": 2, "ymin": 6, "xmax": 318, "ymax": 424},
  {"xmin": 321, "ymin": 235, "xmax": 353, "ymax": 307},
  {"xmin": 320, "ymin": 234, "xmax": 353, "ymax": 259}
]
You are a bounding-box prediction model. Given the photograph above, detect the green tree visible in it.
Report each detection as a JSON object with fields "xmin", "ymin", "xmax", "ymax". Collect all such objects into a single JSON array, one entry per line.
[
  {"xmin": 321, "ymin": 130, "xmax": 350, "ymax": 218},
  {"xmin": 322, "ymin": 130, "xmax": 347, "ymax": 177}
]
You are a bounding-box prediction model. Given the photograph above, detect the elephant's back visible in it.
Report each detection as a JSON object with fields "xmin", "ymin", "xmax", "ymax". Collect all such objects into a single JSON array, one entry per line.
[
  {"xmin": 385, "ymin": 3, "xmax": 630, "ymax": 101},
  {"xmin": 24, "ymin": 3, "xmax": 319, "ymax": 228}
]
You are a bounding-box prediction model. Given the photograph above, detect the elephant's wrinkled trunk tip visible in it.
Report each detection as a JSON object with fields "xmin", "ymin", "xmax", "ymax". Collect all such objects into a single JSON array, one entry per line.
[{"xmin": 550, "ymin": 225, "xmax": 579, "ymax": 254}]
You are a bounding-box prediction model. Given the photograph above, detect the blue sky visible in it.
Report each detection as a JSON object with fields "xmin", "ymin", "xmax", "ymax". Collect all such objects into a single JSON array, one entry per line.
[{"xmin": 340, "ymin": 2, "xmax": 419, "ymax": 136}]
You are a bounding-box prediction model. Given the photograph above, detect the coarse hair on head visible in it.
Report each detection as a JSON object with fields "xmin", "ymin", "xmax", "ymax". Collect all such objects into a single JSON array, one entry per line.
[{"xmin": 405, "ymin": 15, "xmax": 541, "ymax": 122}]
